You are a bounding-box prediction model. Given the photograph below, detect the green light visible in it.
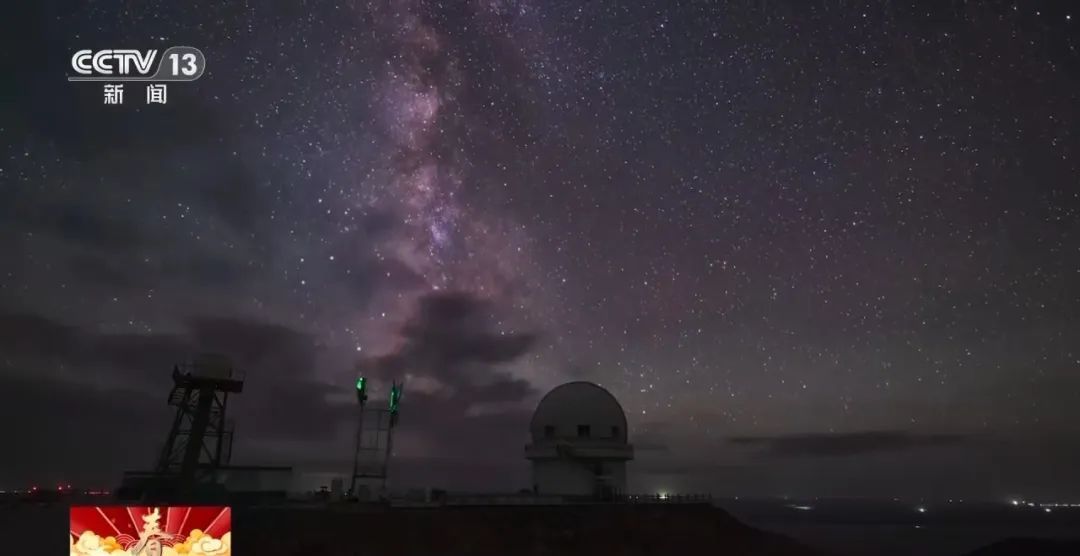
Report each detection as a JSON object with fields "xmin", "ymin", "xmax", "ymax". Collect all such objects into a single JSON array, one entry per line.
[
  {"xmin": 389, "ymin": 384, "xmax": 402, "ymax": 413},
  {"xmin": 355, "ymin": 377, "xmax": 368, "ymax": 403}
]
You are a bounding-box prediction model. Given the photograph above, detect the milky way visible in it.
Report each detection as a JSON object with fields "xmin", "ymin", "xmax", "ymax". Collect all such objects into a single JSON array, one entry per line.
[
  {"xmin": 363, "ymin": 1, "xmax": 534, "ymax": 296},
  {"xmin": 343, "ymin": 1, "xmax": 558, "ymax": 399},
  {"xmin": 2, "ymin": 1, "xmax": 1080, "ymax": 498}
]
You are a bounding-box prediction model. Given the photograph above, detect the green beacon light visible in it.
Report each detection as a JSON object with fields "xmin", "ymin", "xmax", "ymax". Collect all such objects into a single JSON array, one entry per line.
[
  {"xmin": 355, "ymin": 377, "xmax": 367, "ymax": 402},
  {"xmin": 389, "ymin": 383, "xmax": 402, "ymax": 414}
]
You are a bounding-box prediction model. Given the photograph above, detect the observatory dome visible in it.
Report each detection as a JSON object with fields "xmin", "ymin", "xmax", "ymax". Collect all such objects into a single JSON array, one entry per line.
[
  {"xmin": 526, "ymin": 381, "xmax": 633, "ymax": 497},
  {"xmin": 529, "ymin": 381, "xmax": 629, "ymax": 444}
]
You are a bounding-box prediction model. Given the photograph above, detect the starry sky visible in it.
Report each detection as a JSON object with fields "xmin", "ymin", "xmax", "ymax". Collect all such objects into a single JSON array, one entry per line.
[{"xmin": 2, "ymin": 1, "xmax": 1078, "ymax": 499}]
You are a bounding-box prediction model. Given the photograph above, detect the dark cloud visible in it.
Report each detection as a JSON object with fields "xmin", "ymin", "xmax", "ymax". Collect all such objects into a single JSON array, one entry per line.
[
  {"xmin": 186, "ymin": 317, "xmax": 316, "ymax": 365},
  {"xmin": 469, "ymin": 377, "xmax": 534, "ymax": 404},
  {"xmin": 165, "ymin": 255, "xmax": 259, "ymax": 288},
  {"xmin": 365, "ymin": 291, "xmax": 537, "ymax": 393},
  {"xmin": 399, "ymin": 291, "xmax": 537, "ymax": 366},
  {"xmin": 242, "ymin": 379, "xmax": 352, "ymax": 441},
  {"xmin": 728, "ymin": 430, "xmax": 970, "ymax": 458},
  {"xmin": 377, "ymin": 257, "xmax": 430, "ymax": 291},
  {"xmin": 0, "ymin": 312, "xmax": 190, "ymax": 381},
  {"xmin": 194, "ymin": 163, "xmax": 264, "ymax": 233},
  {"xmin": 361, "ymin": 290, "xmax": 540, "ymax": 410},
  {"xmin": 0, "ymin": 312, "xmax": 80, "ymax": 359},
  {"xmin": 49, "ymin": 202, "xmax": 147, "ymax": 250},
  {"xmin": 86, "ymin": 332, "xmax": 193, "ymax": 377},
  {"xmin": 65, "ymin": 255, "xmax": 145, "ymax": 288},
  {"xmin": 3, "ymin": 201, "xmax": 146, "ymax": 251},
  {"xmin": 0, "ymin": 372, "xmax": 168, "ymax": 486},
  {"xmin": 64, "ymin": 249, "xmax": 261, "ymax": 291}
]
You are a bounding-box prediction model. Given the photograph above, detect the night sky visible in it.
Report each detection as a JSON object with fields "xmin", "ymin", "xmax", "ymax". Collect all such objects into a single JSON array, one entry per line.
[{"xmin": 2, "ymin": 1, "xmax": 1078, "ymax": 500}]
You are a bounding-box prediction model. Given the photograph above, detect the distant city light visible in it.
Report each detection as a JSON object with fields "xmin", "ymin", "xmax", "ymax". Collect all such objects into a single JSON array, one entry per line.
[
  {"xmin": 916, "ymin": 506, "xmax": 927, "ymax": 513},
  {"xmin": 658, "ymin": 492, "xmax": 669, "ymax": 500},
  {"xmin": 1011, "ymin": 499, "xmax": 1020, "ymax": 506}
]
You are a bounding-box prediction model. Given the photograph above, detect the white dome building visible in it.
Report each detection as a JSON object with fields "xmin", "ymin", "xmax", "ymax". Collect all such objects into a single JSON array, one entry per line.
[{"xmin": 525, "ymin": 381, "xmax": 634, "ymax": 498}]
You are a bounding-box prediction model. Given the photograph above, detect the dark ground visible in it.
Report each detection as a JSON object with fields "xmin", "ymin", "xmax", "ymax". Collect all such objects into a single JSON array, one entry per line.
[
  {"xmin": 235, "ymin": 503, "xmax": 822, "ymax": 556},
  {"xmin": 963, "ymin": 538, "xmax": 1080, "ymax": 556}
]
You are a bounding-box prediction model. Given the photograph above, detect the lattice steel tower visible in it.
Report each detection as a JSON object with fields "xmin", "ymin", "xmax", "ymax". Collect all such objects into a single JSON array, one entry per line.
[
  {"xmin": 155, "ymin": 354, "xmax": 243, "ymax": 492},
  {"xmin": 349, "ymin": 378, "xmax": 403, "ymax": 498}
]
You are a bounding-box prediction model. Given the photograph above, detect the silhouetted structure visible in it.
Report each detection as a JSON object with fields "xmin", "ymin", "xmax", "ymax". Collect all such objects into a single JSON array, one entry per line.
[
  {"xmin": 349, "ymin": 378, "xmax": 404, "ymax": 498},
  {"xmin": 118, "ymin": 354, "xmax": 292, "ymax": 502},
  {"xmin": 155, "ymin": 354, "xmax": 243, "ymax": 493}
]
